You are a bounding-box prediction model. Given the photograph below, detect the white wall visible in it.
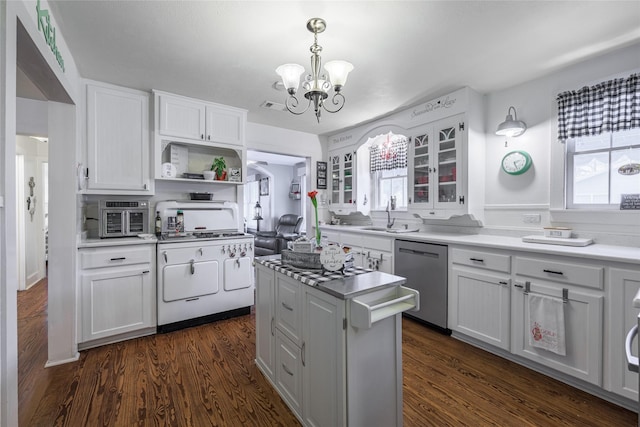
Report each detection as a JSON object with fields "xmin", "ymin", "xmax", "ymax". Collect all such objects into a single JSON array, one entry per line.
[
  {"xmin": 483, "ymin": 43, "xmax": 640, "ymax": 245},
  {"xmin": 16, "ymin": 97, "xmax": 47, "ymax": 136}
]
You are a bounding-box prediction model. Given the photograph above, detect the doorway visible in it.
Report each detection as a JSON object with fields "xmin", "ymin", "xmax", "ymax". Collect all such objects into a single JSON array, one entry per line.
[
  {"xmin": 16, "ymin": 136, "xmax": 48, "ymax": 291},
  {"xmin": 246, "ymin": 150, "xmax": 308, "ymax": 234}
]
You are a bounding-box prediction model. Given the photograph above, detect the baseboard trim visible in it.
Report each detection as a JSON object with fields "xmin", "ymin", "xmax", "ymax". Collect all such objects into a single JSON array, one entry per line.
[{"xmin": 45, "ymin": 352, "xmax": 80, "ymax": 368}]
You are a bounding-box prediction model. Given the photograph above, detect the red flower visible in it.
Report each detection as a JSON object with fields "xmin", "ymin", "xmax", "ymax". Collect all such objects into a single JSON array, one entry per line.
[{"xmin": 307, "ymin": 190, "xmax": 318, "ymax": 208}]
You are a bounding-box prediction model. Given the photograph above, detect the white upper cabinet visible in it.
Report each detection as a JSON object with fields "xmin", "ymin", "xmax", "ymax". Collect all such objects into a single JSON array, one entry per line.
[
  {"xmin": 328, "ymin": 147, "xmax": 357, "ymax": 213},
  {"xmin": 85, "ymin": 81, "xmax": 152, "ymax": 194},
  {"xmin": 152, "ymin": 91, "xmax": 247, "ymax": 184},
  {"xmin": 205, "ymin": 105, "xmax": 244, "ymax": 146},
  {"xmin": 408, "ymin": 114, "xmax": 466, "ymax": 216},
  {"xmin": 156, "ymin": 91, "xmax": 245, "ymax": 146},
  {"xmin": 326, "ymin": 87, "xmax": 485, "ymax": 221},
  {"xmin": 158, "ymin": 94, "xmax": 206, "ymax": 141}
]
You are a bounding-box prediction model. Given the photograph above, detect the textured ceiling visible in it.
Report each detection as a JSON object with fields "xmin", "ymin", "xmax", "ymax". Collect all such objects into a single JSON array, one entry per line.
[{"xmin": 31, "ymin": 1, "xmax": 640, "ymax": 137}]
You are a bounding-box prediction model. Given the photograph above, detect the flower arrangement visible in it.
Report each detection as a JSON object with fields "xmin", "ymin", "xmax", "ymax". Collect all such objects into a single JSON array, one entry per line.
[{"xmin": 308, "ymin": 190, "xmax": 321, "ymax": 247}]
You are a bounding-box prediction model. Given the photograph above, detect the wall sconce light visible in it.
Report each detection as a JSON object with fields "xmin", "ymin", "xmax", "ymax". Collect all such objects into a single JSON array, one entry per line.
[{"xmin": 495, "ymin": 106, "xmax": 527, "ymax": 137}]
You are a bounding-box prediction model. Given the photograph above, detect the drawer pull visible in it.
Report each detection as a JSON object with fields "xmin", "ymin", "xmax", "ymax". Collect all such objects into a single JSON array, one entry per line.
[
  {"xmin": 469, "ymin": 258, "xmax": 484, "ymax": 263},
  {"xmin": 110, "ymin": 257, "xmax": 126, "ymax": 261},
  {"xmin": 281, "ymin": 302, "xmax": 294, "ymax": 311},
  {"xmin": 514, "ymin": 283, "xmax": 524, "ymax": 289},
  {"xmin": 282, "ymin": 363, "xmax": 294, "ymax": 376},
  {"xmin": 190, "ymin": 259, "xmax": 195, "ymax": 275},
  {"xmin": 498, "ymin": 281, "xmax": 508, "ymax": 285},
  {"xmin": 543, "ymin": 269, "xmax": 564, "ymax": 275},
  {"xmin": 186, "ymin": 297, "xmax": 199, "ymax": 302},
  {"xmin": 142, "ymin": 270, "xmax": 150, "ymax": 274}
]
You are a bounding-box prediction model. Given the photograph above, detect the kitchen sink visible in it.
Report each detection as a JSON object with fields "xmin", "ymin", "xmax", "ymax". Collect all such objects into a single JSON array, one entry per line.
[
  {"xmin": 362, "ymin": 226, "xmax": 420, "ymax": 233},
  {"xmin": 362, "ymin": 226, "xmax": 390, "ymax": 232}
]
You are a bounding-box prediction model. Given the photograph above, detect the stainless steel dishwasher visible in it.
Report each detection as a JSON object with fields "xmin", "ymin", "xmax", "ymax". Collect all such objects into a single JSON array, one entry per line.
[{"xmin": 394, "ymin": 240, "xmax": 449, "ymax": 333}]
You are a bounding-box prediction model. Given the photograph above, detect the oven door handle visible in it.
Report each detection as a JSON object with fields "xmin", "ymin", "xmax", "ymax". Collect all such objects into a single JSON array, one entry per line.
[
  {"xmin": 190, "ymin": 259, "xmax": 195, "ymax": 275},
  {"xmin": 625, "ymin": 324, "xmax": 639, "ymax": 372}
]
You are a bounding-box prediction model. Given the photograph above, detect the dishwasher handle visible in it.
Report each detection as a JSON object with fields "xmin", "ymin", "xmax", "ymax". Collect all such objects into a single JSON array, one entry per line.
[
  {"xmin": 626, "ymin": 324, "xmax": 639, "ymax": 372},
  {"xmin": 398, "ymin": 247, "xmax": 440, "ymax": 258}
]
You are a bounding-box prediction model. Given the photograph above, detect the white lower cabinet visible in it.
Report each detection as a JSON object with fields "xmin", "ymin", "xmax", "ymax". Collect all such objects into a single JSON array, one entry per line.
[
  {"xmin": 511, "ymin": 279, "xmax": 603, "ymax": 386},
  {"xmin": 607, "ymin": 266, "xmax": 640, "ymax": 400},
  {"xmin": 303, "ymin": 287, "xmax": 345, "ymax": 427},
  {"xmin": 511, "ymin": 254, "xmax": 604, "ymax": 386},
  {"xmin": 255, "ymin": 264, "xmax": 276, "ymax": 379},
  {"xmin": 449, "ymin": 247, "xmax": 511, "ymax": 350},
  {"xmin": 339, "ymin": 231, "xmax": 394, "ymax": 274},
  {"xmin": 78, "ymin": 244, "xmax": 156, "ymax": 349},
  {"xmin": 450, "ymin": 269, "xmax": 511, "ymax": 350},
  {"xmin": 449, "ymin": 246, "xmax": 619, "ymax": 398},
  {"xmin": 276, "ymin": 329, "xmax": 303, "ymax": 418}
]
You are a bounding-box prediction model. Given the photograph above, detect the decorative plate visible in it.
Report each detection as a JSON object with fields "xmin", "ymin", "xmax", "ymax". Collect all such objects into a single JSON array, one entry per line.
[{"xmin": 320, "ymin": 244, "xmax": 346, "ymax": 272}]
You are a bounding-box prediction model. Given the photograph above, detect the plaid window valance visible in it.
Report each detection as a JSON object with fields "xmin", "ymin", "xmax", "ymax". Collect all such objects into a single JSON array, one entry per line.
[
  {"xmin": 369, "ymin": 135, "xmax": 408, "ymax": 172},
  {"xmin": 556, "ymin": 73, "xmax": 640, "ymax": 141}
]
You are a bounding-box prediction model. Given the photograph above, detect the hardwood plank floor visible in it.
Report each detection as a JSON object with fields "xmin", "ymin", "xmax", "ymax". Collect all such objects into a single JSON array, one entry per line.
[{"xmin": 19, "ymin": 279, "xmax": 636, "ymax": 426}]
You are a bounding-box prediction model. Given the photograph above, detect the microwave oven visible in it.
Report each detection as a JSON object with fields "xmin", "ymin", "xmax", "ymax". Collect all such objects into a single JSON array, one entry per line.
[{"xmin": 99, "ymin": 200, "xmax": 149, "ymax": 238}]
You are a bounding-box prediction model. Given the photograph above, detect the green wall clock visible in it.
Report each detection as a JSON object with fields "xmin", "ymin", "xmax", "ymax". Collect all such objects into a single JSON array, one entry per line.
[{"xmin": 501, "ymin": 150, "xmax": 532, "ymax": 175}]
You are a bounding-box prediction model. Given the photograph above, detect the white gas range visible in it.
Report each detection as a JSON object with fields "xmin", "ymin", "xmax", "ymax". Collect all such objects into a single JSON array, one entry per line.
[{"xmin": 155, "ymin": 200, "xmax": 254, "ymax": 333}]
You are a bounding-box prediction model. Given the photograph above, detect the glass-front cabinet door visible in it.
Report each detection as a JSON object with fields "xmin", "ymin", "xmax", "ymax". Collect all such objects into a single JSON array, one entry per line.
[
  {"xmin": 408, "ymin": 114, "xmax": 464, "ymax": 214},
  {"xmin": 409, "ymin": 126, "xmax": 432, "ymax": 207},
  {"xmin": 434, "ymin": 116, "xmax": 461, "ymax": 209},
  {"xmin": 330, "ymin": 154, "xmax": 340, "ymax": 204},
  {"xmin": 342, "ymin": 152, "xmax": 354, "ymax": 205},
  {"xmin": 328, "ymin": 148, "xmax": 356, "ymax": 210}
]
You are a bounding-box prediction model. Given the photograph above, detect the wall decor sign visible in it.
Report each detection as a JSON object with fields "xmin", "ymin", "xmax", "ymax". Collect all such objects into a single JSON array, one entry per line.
[
  {"xmin": 620, "ymin": 194, "xmax": 640, "ymax": 210},
  {"xmin": 259, "ymin": 177, "xmax": 269, "ymax": 196},
  {"xmin": 316, "ymin": 161, "xmax": 327, "ymax": 189},
  {"xmin": 36, "ymin": 0, "xmax": 66, "ymax": 72},
  {"xmin": 228, "ymin": 168, "xmax": 241, "ymax": 182}
]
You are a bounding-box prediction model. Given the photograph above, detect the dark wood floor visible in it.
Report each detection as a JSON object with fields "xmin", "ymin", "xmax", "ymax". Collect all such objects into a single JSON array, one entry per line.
[{"xmin": 19, "ymin": 279, "xmax": 636, "ymax": 426}]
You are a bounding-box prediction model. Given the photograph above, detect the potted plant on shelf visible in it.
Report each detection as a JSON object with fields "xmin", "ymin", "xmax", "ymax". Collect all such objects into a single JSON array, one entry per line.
[{"xmin": 211, "ymin": 156, "xmax": 227, "ymax": 180}]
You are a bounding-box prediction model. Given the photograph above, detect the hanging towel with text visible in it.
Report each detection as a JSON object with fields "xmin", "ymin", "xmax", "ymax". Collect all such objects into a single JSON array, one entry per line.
[{"xmin": 528, "ymin": 294, "xmax": 566, "ymax": 356}]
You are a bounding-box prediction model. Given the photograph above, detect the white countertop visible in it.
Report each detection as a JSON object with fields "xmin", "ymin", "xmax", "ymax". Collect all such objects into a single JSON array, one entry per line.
[
  {"xmin": 320, "ymin": 225, "xmax": 640, "ymax": 264},
  {"xmin": 78, "ymin": 236, "xmax": 157, "ymax": 248}
]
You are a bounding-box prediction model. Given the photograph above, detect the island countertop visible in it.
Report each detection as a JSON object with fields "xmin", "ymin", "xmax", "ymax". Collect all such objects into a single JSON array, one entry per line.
[{"xmin": 255, "ymin": 256, "xmax": 406, "ymax": 299}]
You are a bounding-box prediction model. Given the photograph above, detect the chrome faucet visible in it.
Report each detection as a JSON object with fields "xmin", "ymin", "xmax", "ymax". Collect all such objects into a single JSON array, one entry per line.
[{"xmin": 386, "ymin": 201, "xmax": 395, "ymax": 229}]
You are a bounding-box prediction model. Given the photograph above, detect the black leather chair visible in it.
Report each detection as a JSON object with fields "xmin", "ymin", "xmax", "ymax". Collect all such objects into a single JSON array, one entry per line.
[{"xmin": 254, "ymin": 214, "xmax": 303, "ymax": 256}]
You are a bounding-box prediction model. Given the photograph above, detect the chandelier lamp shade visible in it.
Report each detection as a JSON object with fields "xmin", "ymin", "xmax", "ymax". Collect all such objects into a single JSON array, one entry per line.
[
  {"xmin": 276, "ymin": 18, "xmax": 354, "ymax": 123},
  {"xmin": 495, "ymin": 106, "xmax": 527, "ymax": 137}
]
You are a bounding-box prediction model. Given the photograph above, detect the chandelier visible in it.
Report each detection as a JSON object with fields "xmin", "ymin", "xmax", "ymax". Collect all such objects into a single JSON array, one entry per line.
[{"xmin": 276, "ymin": 18, "xmax": 354, "ymax": 123}]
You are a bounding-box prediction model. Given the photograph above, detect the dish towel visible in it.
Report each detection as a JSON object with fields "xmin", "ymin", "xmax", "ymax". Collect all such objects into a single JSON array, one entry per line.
[{"xmin": 528, "ymin": 294, "xmax": 566, "ymax": 356}]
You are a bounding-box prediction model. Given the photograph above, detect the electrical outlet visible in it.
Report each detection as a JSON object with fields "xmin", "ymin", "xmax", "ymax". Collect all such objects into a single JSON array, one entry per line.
[{"xmin": 523, "ymin": 214, "xmax": 541, "ymax": 224}]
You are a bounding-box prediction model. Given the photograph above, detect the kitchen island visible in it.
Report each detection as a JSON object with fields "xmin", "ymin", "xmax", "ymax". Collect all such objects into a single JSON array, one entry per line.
[{"xmin": 254, "ymin": 257, "xmax": 419, "ymax": 427}]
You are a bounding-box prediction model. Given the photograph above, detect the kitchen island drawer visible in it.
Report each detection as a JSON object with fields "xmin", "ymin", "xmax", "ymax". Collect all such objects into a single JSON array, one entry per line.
[
  {"xmin": 514, "ymin": 256, "xmax": 603, "ymax": 290},
  {"xmin": 80, "ymin": 245, "xmax": 153, "ymax": 269},
  {"xmin": 451, "ymin": 247, "xmax": 511, "ymax": 273}
]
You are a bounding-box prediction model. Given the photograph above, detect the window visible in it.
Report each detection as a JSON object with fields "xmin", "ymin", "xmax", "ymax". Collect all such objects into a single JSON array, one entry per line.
[
  {"xmin": 558, "ymin": 73, "xmax": 640, "ymax": 209},
  {"xmin": 367, "ymin": 132, "xmax": 408, "ymax": 210},
  {"xmin": 374, "ymin": 168, "xmax": 407, "ymax": 210},
  {"xmin": 566, "ymin": 129, "xmax": 640, "ymax": 208}
]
